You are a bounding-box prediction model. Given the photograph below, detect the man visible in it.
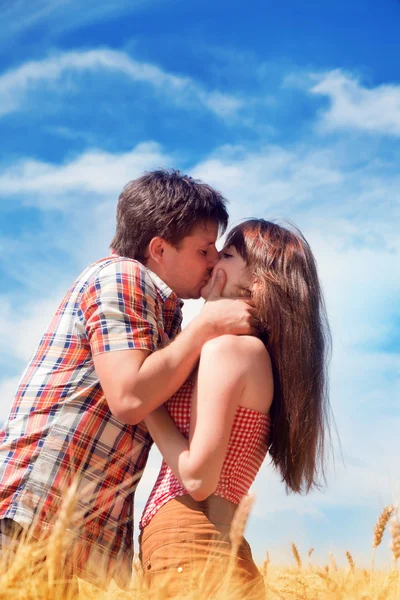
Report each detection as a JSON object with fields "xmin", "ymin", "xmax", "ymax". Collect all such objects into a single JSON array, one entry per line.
[{"xmin": 0, "ymin": 170, "xmax": 255, "ymax": 588}]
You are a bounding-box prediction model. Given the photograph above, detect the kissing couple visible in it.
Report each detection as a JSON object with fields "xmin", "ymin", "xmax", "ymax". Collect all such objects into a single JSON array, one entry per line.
[{"xmin": 0, "ymin": 170, "xmax": 331, "ymax": 599}]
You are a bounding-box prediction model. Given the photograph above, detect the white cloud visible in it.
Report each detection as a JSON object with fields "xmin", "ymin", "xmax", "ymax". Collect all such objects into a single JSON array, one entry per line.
[
  {"xmin": 0, "ymin": 293, "xmax": 64, "ymax": 364},
  {"xmin": 0, "ymin": 142, "xmax": 175, "ymax": 209},
  {"xmin": 191, "ymin": 144, "xmax": 345, "ymax": 221},
  {"xmin": 311, "ymin": 69, "xmax": 400, "ymax": 135},
  {"xmin": 0, "ymin": 0, "xmax": 162, "ymax": 44},
  {"xmin": 191, "ymin": 142, "xmax": 400, "ymax": 250},
  {"xmin": 0, "ymin": 48, "xmax": 244, "ymax": 120}
]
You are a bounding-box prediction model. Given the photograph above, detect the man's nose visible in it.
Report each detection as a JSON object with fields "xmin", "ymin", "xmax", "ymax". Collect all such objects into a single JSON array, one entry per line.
[{"xmin": 207, "ymin": 248, "xmax": 221, "ymax": 268}]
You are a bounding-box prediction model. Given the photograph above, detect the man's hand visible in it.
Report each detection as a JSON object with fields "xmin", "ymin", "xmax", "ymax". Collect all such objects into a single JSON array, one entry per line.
[{"xmin": 196, "ymin": 269, "xmax": 258, "ymax": 338}]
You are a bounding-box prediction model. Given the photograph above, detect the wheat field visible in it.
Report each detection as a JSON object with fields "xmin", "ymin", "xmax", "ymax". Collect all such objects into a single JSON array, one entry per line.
[{"xmin": 1, "ymin": 502, "xmax": 399, "ymax": 600}]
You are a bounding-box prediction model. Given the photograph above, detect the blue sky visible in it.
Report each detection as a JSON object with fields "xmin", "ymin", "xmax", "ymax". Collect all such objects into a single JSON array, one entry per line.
[{"xmin": 1, "ymin": 0, "xmax": 399, "ymax": 569}]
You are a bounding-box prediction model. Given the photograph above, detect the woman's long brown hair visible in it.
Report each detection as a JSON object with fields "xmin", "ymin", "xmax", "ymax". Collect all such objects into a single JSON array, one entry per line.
[{"xmin": 225, "ymin": 219, "xmax": 332, "ymax": 494}]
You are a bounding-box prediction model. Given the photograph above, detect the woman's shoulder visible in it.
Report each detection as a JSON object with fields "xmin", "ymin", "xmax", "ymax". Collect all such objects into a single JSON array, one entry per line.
[
  {"xmin": 200, "ymin": 335, "xmax": 273, "ymax": 412},
  {"xmin": 201, "ymin": 334, "xmax": 270, "ymax": 362}
]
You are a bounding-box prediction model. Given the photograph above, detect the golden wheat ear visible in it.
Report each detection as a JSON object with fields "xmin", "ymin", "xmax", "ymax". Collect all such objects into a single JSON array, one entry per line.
[
  {"xmin": 345, "ymin": 550, "xmax": 355, "ymax": 573},
  {"xmin": 229, "ymin": 493, "xmax": 255, "ymax": 555},
  {"xmin": 291, "ymin": 542, "xmax": 302, "ymax": 569},
  {"xmin": 373, "ymin": 505, "xmax": 394, "ymax": 549},
  {"xmin": 328, "ymin": 551, "xmax": 338, "ymax": 571},
  {"xmin": 261, "ymin": 551, "xmax": 270, "ymax": 578},
  {"xmin": 220, "ymin": 493, "xmax": 255, "ymax": 594},
  {"xmin": 391, "ymin": 512, "xmax": 400, "ymax": 565},
  {"xmin": 372, "ymin": 504, "xmax": 394, "ymax": 570}
]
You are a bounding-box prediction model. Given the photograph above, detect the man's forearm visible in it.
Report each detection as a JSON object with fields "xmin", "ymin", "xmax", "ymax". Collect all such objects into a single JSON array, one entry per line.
[{"xmin": 118, "ymin": 317, "xmax": 210, "ymax": 423}]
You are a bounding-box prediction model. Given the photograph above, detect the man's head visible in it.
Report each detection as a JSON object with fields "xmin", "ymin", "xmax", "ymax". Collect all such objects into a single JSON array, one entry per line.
[{"xmin": 111, "ymin": 169, "xmax": 228, "ymax": 299}]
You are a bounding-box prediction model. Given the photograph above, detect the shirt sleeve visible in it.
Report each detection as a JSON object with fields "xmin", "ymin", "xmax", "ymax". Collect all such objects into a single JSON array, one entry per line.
[{"xmin": 81, "ymin": 259, "xmax": 160, "ymax": 356}]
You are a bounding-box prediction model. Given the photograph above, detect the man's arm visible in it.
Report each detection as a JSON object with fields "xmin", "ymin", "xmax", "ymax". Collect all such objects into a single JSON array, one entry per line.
[{"xmin": 93, "ymin": 269, "xmax": 257, "ymax": 425}]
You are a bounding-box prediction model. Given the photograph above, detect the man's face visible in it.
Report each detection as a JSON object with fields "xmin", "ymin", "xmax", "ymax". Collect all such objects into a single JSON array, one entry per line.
[{"xmin": 159, "ymin": 220, "xmax": 220, "ymax": 299}]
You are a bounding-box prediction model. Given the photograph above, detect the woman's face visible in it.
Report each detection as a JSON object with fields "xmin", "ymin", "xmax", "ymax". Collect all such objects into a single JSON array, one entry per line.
[{"xmin": 201, "ymin": 245, "xmax": 254, "ymax": 299}]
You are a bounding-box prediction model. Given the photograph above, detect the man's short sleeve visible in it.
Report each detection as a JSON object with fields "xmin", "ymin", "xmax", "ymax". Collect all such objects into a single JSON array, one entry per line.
[{"xmin": 81, "ymin": 259, "xmax": 160, "ymax": 356}]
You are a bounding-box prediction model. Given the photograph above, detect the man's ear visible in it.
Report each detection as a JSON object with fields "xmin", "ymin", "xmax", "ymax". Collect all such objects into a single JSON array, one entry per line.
[{"xmin": 147, "ymin": 236, "xmax": 166, "ymax": 264}]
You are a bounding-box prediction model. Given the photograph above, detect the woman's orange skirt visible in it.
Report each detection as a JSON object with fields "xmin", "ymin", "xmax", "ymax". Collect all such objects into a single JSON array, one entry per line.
[{"xmin": 139, "ymin": 495, "xmax": 264, "ymax": 599}]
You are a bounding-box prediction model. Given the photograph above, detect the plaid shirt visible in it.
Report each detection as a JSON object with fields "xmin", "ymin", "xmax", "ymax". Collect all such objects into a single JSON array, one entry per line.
[{"xmin": 0, "ymin": 254, "xmax": 183, "ymax": 588}]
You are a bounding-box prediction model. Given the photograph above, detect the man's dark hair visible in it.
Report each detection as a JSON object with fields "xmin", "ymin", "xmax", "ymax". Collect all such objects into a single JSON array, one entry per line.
[{"xmin": 111, "ymin": 169, "xmax": 229, "ymax": 262}]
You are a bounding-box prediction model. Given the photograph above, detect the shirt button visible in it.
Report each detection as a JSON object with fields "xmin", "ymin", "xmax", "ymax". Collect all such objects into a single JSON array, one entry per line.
[{"xmin": 177, "ymin": 566, "xmax": 183, "ymax": 573}]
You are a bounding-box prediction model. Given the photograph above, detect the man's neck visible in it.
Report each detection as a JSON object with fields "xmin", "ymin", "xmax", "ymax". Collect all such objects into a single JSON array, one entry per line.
[
  {"xmin": 145, "ymin": 259, "xmax": 169, "ymax": 287},
  {"xmin": 145, "ymin": 260, "xmax": 175, "ymax": 302}
]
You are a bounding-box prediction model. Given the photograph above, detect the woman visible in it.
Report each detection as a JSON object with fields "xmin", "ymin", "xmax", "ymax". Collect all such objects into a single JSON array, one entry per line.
[{"xmin": 139, "ymin": 219, "xmax": 331, "ymax": 598}]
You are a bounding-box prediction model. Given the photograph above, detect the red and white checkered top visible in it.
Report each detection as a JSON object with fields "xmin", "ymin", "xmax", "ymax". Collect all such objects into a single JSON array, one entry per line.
[{"xmin": 140, "ymin": 378, "xmax": 271, "ymax": 529}]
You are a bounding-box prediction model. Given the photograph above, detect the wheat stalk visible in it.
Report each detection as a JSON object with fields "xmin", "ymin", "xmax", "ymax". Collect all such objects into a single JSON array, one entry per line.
[
  {"xmin": 229, "ymin": 493, "xmax": 254, "ymax": 556},
  {"xmin": 373, "ymin": 505, "xmax": 394, "ymax": 548},
  {"xmin": 291, "ymin": 542, "xmax": 302, "ymax": 569},
  {"xmin": 260, "ymin": 551, "xmax": 270, "ymax": 578},
  {"xmin": 223, "ymin": 494, "xmax": 254, "ymax": 591},
  {"xmin": 46, "ymin": 478, "xmax": 79, "ymax": 589},
  {"xmin": 329, "ymin": 551, "xmax": 338, "ymax": 571},
  {"xmin": 377, "ymin": 570, "xmax": 399, "ymax": 600},
  {"xmin": 307, "ymin": 547, "xmax": 314, "ymax": 570},
  {"xmin": 345, "ymin": 550, "xmax": 355, "ymax": 573},
  {"xmin": 390, "ymin": 515, "xmax": 400, "ymax": 565},
  {"xmin": 372, "ymin": 505, "xmax": 394, "ymax": 570},
  {"xmin": 2, "ymin": 537, "xmax": 44, "ymax": 591},
  {"xmin": 316, "ymin": 567, "xmax": 339, "ymax": 594},
  {"xmin": 4, "ymin": 498, "xmax": 400, "ymax": 600}
]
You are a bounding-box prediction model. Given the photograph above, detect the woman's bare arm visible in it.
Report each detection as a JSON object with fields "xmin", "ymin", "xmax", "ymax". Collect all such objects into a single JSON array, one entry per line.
[{"xmin": 144, "ymin": 335, "xmax": 265, "ymax": 500}]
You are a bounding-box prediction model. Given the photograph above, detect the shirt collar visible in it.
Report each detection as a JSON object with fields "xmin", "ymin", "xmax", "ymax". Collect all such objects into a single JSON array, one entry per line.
[
  {"xmin": 110, "ymin": 249, "xmax": 183, "ymax": 307},
  {"xmin": 145, "ymin": 267, "xmax": 176, "ymax": 303}
]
